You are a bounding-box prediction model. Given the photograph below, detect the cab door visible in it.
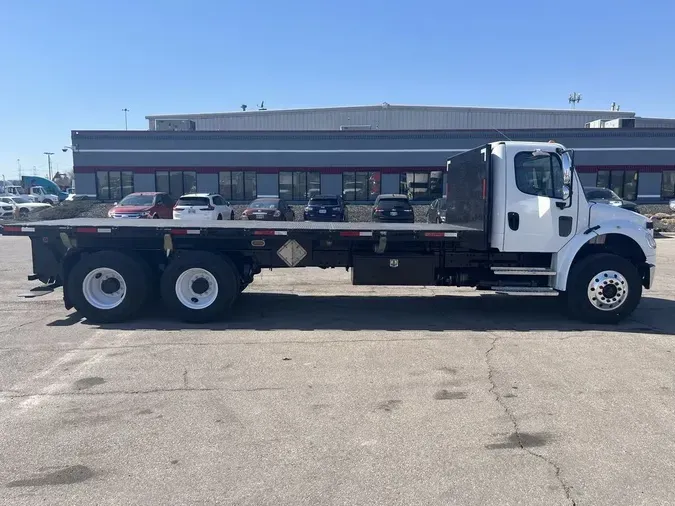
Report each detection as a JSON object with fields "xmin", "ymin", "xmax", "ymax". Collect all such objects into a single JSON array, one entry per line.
[{"xmin": 502, "ymin": 145, "xmax": 578, "ymax": 253}]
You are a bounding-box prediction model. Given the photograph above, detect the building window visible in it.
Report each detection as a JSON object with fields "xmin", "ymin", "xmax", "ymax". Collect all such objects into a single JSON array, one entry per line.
[
  {"xmin": 399, "ymin": 171, "xmax": 444, "ymax": 200},
  {"xmin": 96, "ymin": 170, "xmax": 134, "ymax": 200},
  {"xmin": 156, "ymin": 170, "xmax": 197, "ymax": 199},
  {"xmin": 661, "ymin": 171, "xmax": 675, "ymax": 199},
  {"xmin": 596, "ymin": 170, "xmax": 638, "ymax": 201},
  {"xmin": 279, "ymin": 171, "xmax": 320, "ymax": 201},
  {"xmin": 219, "ymin": 171, "xmax": 257, "ymax": 201},
  {"xmin": 342, "ymin": 171, "xmax": 380, "ymax": 201}
]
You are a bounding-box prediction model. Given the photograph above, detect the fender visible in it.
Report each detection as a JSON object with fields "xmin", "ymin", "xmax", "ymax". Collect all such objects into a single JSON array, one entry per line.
[{"xmin": 552, "ymin": 220, "xmax": 655, "ymax": 291}]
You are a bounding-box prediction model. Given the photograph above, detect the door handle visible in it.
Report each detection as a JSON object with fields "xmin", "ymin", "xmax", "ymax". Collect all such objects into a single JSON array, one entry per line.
[{"xmin": 508, "ymin": 212, "xmax": 519, "ymax": 231}]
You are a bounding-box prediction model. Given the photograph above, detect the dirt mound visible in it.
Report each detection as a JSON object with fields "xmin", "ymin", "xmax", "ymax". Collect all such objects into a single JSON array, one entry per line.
[{"xmin": 28, "ymin": 201, "xmax": 113, "ymax": 221}]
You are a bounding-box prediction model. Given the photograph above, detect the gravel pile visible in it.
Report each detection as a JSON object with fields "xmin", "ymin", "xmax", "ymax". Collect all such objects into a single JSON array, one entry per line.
[
  {"xmin": 645, "ymin": 212, "xmax": 675, "ymax": 232},
  {"xmin": 27, "ymin": 201, "xmax": 113, "ymax": 221}
]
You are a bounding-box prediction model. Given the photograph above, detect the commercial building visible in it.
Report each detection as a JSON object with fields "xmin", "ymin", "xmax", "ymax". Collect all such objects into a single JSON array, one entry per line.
[
  {"xmin": 72, "ymin": 127, "xmax": 675, "ymax": 204},
  {"xmin": 146, "ymin": 103, "xmax": 655, "ymax": 131}
]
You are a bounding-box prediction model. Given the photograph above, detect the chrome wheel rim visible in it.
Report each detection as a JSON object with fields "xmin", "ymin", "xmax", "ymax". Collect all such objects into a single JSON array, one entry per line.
[
  {"xmin": 175, "ymin": 268, "xmax": 219, "ymax": 310},
  {"xmin": 82, "ymin": 267, "xmax": 127, "ymax": 310},
  {"xmin": 587, "ymin": 270, "xmax": 628, "ymax": 311}
]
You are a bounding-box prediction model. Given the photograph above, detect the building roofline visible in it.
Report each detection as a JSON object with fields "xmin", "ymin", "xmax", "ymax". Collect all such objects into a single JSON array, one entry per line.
[{"xmin": 145, "ymin": 104, "xmax": 636, "ymax": 120}]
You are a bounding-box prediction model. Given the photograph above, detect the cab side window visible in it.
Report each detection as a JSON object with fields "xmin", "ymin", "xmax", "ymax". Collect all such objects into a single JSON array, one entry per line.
[
  {"xmin": 515, "ymin": 152, "xmax": 564, "ymax": 199},
  {"xmin": 212, "ymin": 196, "xmax": 224, "ymax": 206}
]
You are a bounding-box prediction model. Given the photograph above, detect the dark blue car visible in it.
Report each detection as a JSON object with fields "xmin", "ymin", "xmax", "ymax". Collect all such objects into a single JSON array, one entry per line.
[{"xmin": 303, "ymin": 194, "xmax": 347, "ymax": 222}]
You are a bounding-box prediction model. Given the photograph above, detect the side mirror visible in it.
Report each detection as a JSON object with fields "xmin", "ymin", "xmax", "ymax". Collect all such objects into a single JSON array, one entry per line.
[
  {"xmin": 560, "ymin": 150, "xmax": 574, "ymax": 187},
  {"xmin": 113, "ymin": 202, "xmax": 118, "ymax": 206}
]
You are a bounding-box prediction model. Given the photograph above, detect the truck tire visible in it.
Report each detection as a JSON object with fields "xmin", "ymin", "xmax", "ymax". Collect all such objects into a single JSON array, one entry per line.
[
  {"xmin": 566, "ymin": 253, "xmax": 642, "ymax": 324},
  {"xmin": 160, "ymin": 251, "xmax": 239, "ymax": 323},
  {"xmin": 67, "ymin": 251, "xmax": 150, "ymax": 323}
]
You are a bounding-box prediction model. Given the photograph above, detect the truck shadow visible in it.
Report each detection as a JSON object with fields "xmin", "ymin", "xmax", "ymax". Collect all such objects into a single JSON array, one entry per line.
[{"xmin": 50, "ymin": 293, "xmax": 675, "ymax": 334}]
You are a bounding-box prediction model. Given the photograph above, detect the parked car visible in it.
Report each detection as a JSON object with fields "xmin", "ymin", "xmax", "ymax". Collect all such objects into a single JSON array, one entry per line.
[
  {"xmin": 0, "ymin": 196, "xmax": 51, "ymax": 218},
  {"xmin": 1, "ymin": 186, "xmax": 38, "ymax": 202},
  {"xmin": 303, "ymin": 194, "xmax": 347, "ymax": 222},
  {"xmin": 173, "ymin": 193, "xmax": 234, "ymax": 220},
  {"xmin": 107, "ymin": 192, "xmax": 174, "ymax": 219},
  {"xmin": 27, "ymin": 186, "xmax": 59, "ymax": 205},
  {"xmin": 0, "ymin": 200, "xmax": 15, "ymax": 219},
  {"xmin": 584, "ymin": 187, "xmax": 639, "ymax": 213},
  {"xmin": 426, "ymin": 198, "xmax": 447, "ymax": 223},
  {"xmin": 242, "ymin": 197, "xmax": 295, "ymax": 221},
  {"xmin": 371, "ymin": 194, "xmax": 414, "ymax": 223}
]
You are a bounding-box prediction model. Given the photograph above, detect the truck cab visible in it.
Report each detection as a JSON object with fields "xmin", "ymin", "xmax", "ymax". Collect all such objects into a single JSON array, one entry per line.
[
  {"xmin": 446, "ymin": 141, "xmax": 655, "ymax": 321},
  {"xmin": 27, "ymin": 186, "xmax": 58, "ymax": 205}
]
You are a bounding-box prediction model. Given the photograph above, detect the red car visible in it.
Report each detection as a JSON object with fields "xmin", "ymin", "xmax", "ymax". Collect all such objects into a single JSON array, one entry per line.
[{"xmin": 107, "ymin": 192, "xmax": 174, "ymax": 219}]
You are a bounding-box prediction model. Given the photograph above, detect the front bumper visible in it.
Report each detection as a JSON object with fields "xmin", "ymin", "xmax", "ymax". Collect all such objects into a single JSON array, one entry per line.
[{"xmin": 111, "ymin": 213, "xmax": 151, "ymax": 219}]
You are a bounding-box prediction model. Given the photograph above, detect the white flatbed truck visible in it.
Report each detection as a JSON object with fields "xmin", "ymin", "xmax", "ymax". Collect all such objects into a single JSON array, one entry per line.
[{"xmin": 0, "ymin": 141, "xmax": 656, "ymax": 324}]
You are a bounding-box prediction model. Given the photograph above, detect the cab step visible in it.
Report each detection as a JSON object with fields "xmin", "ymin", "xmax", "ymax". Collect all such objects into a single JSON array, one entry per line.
[
  {"xmin": 491, "ymin": 267, "xmax": 556, "ymax": 276},
  {"xmin": 492, "ymin": 286, "xmax": 558, "ymax": 296}
]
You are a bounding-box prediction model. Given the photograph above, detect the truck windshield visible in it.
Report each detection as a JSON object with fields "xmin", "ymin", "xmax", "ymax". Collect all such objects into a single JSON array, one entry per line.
[
  {"xmin": 119, "ymin": 195, "xmax": 155, "ymax": 206},
  {"xmin": 176, "ymin": 197, "xmax": 210, "ymax": 206}
]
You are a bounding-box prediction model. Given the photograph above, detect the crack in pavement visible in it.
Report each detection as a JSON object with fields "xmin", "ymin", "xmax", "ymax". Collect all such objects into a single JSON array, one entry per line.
[{"xmin": 485, "ymin": 334, "xmax": 577, "ymax": 506}]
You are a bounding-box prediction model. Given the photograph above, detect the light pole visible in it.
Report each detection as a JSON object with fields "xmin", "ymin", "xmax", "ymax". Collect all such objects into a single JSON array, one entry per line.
[
  {"xmin": 43, "ymin": 152, "xmax": 54, "ymax": 180},
  {"xmin": 122, "ymin": 108, "xmax": 129, "ymax": 130}
]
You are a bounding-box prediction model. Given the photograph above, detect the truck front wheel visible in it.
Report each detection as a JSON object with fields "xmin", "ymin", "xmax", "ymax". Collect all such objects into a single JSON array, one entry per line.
[
  {"xmin": 160, "ymin": 251, "xmax": 239, "ymax": 323},
  {"xmin": 67, "ymin": 251, "xmax": 150, "ymax": 323},
  {"xmin": 566, "ymin": 253, "xmax": 642, "ymax": 324}
]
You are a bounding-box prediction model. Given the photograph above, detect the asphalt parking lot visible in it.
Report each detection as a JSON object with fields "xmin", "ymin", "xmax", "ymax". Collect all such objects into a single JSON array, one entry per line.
[{"xmin": 0, "ymin": 235, "xmax": 674, "ymax": 505}]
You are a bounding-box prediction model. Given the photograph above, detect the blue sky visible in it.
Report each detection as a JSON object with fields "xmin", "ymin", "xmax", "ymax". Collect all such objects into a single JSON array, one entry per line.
[{"xmin": 2, "ymin": 0, "xmax": 674, "ymax": 179}]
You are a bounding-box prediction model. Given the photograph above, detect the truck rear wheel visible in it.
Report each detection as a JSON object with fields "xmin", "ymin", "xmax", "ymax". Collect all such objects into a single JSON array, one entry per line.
[
  {"xmin": 67, "ymin": 251, "xmax": 150, "ymax": 323},
  {"xmin": 160, "ymin": 251, "xmax": 239, "ymax": 323},
  {"xmin": 566, "ymin": 253, "xmax": 642, "ymax": 324}
]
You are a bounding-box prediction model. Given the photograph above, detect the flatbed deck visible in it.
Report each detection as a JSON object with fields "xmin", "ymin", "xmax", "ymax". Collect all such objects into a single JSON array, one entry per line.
[{"xmin": 2, "ymin": 218, "xmax": 481, "ymax": 233}]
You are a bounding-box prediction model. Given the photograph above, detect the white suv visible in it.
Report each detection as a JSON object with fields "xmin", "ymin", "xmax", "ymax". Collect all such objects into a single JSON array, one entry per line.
[{"xmin": 173, "ymin": 193, "xmax": 235, "ymax": 221}]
